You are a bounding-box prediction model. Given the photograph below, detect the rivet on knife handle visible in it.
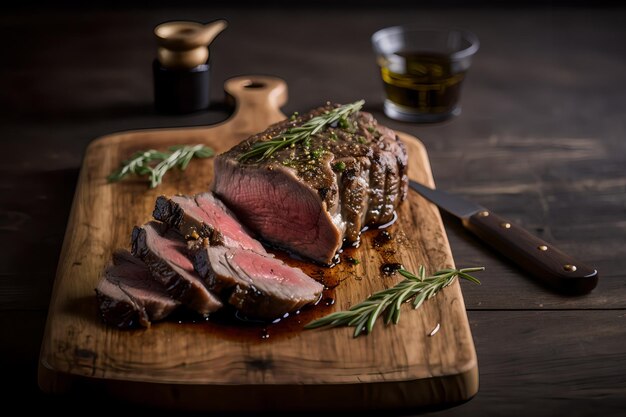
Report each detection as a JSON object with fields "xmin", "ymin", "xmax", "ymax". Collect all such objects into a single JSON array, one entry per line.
[{"xmin": 462, "ymin": 210, "xmax": 598, "ymax": 294}]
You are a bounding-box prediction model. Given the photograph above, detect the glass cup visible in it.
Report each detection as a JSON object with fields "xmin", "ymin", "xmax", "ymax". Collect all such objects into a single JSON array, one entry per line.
[{"xmin": 371, "ymin": 27, "xmax": 479, "ymax": 122}]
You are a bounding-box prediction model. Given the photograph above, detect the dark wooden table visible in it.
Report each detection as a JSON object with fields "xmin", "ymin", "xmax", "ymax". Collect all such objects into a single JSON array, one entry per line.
[{"xmin": 2, "ymin": 5, "xmax": 625, "ymax": 416}]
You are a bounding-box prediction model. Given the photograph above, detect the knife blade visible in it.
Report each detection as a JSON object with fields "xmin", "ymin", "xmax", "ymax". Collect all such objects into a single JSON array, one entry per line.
[{"xmin": 409, "ymin": 180, "xmax": 598, "ymax": 294}]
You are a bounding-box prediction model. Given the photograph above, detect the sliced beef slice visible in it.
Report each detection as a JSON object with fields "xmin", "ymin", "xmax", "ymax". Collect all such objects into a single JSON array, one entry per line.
[
  {"xmin": 95, "ymin": 250, "xmax": 180, "ymax": 328},
  {"xmin": 213, "ymin": 104, "xmax": 408, "ymax": 265},
  {"xmin": 131, "ymin": 221, "xmax": 222, "ymax": 316},
  {"xmin": 153, "ymin": 192, "xmax": 266, "ymax": 254},
  {"xmin": 153, "ymin": 194, "xmax": 223, "ymax": 245},
  {"xmin": 194, "ymin": 192, "xmax": 267, "ymax": 253},
  {"xmin": 193, "ymin": 245, "xmax": 323, "ymax": 320}
]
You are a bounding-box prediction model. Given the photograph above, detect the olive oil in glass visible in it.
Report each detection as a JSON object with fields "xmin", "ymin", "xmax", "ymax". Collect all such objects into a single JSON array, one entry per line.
[{"xmin": 380, "ymin": 52, "xmax": 466, "ymax": 117}]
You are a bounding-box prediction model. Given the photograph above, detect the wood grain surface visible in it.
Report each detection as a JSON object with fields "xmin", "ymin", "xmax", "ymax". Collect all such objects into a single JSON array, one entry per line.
[{"xmin": 37, "ymin": 76, "xmax": 478, "ymax": 412}]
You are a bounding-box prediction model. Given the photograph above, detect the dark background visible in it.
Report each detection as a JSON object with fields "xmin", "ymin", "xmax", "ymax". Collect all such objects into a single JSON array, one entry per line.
[{"xmin": 1, "ymin": 2, "xmax": 625, "ymax": 416}]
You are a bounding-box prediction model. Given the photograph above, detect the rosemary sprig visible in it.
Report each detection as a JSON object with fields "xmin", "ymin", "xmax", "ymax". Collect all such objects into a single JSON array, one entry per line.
[
  {"xmin": 148, "ymin": 144, "xmax": 213, "ymax": 188},
  {"xmin": 106, "ymin": 149, "xmax": 169, "ymax": 182},
  {"xmin": 107, "ymin": 144, "xmax": 214, "ymax": 188},
  {"xmin": 238, "ymin": 100, "xmax": 365, "ymax": 162},
  {"xmin": 305, "ymin": 266, "xmax": 483, "ymax": 337}
]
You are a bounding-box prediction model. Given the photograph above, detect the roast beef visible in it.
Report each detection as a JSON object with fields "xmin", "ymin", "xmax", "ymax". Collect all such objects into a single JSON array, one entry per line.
[
  {"xmin": 213, "ymin": 104, "xmax": 408, "ymax": 264},
  {"xmin": 193, "ymin": 245, "xmax": 323, "ymax": 319},
  {"xmin": 153, "ymin": 192, "xmax": 266, "ymax": 254},
  {"xmin": 131, "ymin": 221, "xmax": 222, "ymax": 316},
  {"xmin": 95, "ymin": 250, "xmax": 180, "ymax": 328}
]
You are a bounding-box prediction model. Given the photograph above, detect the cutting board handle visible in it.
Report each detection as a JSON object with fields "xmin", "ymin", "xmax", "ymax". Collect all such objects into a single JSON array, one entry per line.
[{"xmin": 224, "ymin": 75, "xmax": 288, "ymax": 137}]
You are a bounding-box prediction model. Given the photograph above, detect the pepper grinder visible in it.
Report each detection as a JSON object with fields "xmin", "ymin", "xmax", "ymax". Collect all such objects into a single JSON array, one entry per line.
[{"xmin": 153, "ymin": 20, "xmax": 227, "ymax": 114}]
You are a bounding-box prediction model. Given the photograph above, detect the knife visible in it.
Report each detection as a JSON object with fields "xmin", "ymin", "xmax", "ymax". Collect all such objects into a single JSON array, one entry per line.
[{"xmin": 409, "ymin": 180, "xmax": 598, "ymax": 294}]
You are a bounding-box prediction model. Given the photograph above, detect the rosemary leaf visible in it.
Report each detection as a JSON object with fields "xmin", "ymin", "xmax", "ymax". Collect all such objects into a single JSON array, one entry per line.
[
  {"xmin": 238, "ymin": 100, "xmax": 365, "ymax": 162},
  {"xmin": 418, "ymin": 265, "xmax": 426, "ymax": 281},
  {"xmin": 304, "ymin": 266, "xmax": 483, "ymax": 337}
]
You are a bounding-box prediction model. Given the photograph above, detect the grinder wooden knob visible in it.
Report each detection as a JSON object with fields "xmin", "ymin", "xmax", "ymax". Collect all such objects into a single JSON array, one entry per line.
[{"xmin": 154, "ymin": 20, "xmax": 228, "ymax": 69}]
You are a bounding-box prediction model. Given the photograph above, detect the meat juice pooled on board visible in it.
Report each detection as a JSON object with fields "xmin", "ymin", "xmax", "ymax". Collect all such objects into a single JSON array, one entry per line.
[{"xmin": 96, "ymin": 101, "xmax": 409, "ymax": 331}]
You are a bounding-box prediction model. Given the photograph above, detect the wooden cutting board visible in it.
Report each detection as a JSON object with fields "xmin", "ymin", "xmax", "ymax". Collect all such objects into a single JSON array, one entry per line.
[{"xmin": 38, "ymin": 75, "xmax": 478, "ymax": 412}]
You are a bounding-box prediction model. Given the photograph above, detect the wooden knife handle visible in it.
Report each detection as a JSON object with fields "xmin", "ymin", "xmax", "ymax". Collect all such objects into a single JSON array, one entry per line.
[{"xmin": 462, "ymin": 210, "xmax": 598, "ymax": 294}]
